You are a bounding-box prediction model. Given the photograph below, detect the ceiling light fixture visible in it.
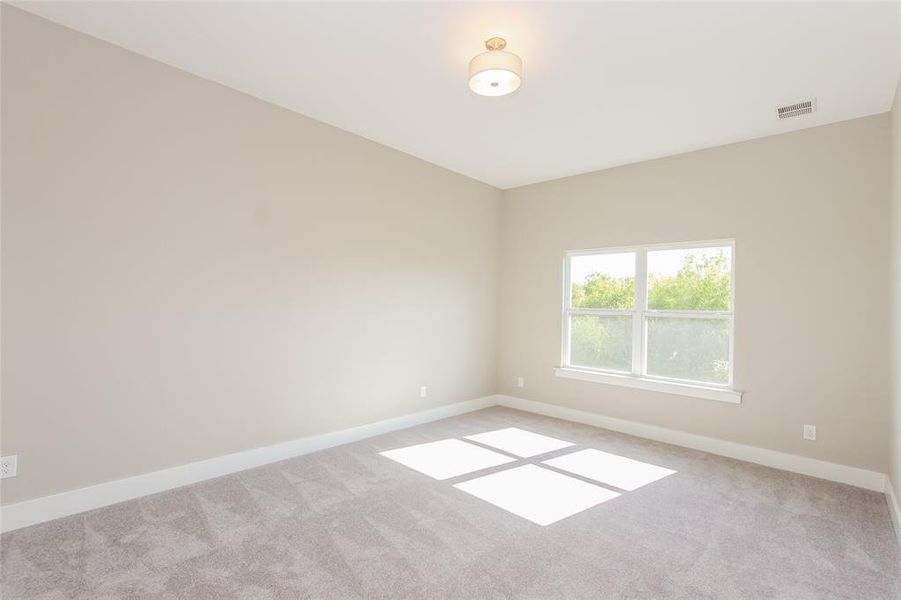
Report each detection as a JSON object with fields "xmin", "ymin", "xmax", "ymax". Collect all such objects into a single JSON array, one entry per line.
[{"xmin": 468, "ymin": 37, "xmax": 522, "ymax": 97}]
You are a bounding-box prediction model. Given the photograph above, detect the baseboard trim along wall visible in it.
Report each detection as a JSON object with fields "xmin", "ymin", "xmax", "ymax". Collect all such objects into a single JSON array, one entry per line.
[
  {"xmin": 1, "ymin": 393, "xmax": 890, "ymax": 534},
  {"xmin": 0, "ymin": 395, "xmax": 498, "ymax": 533},
  {"xmin": 887, "ymin": 478, "xmax": 901, "ymax": 551},
  {"xmin": 495, "ymin": 395, "xmax": 887, "ymax": 493}
]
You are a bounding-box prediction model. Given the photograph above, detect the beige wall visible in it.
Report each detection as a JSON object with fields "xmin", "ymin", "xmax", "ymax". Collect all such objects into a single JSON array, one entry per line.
[
  {"xmin": 891, "ymin": 77, "xmax": 901, "ymax": 492},
  {"xmin": 0, "ymin": 7, "xmax": 500, "ymax": 505},
  {"xmin": 498, "ymin": 115, "xmax": 891, "ymax": 472}
]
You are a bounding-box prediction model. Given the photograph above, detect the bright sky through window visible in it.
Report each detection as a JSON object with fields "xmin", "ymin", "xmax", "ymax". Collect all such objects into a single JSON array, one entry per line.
[
  {"xmin": 648, "ymin": 246, "xmax": 731, "ymax": 278},
  {"xmin": 570, "ymin": 252, "xmax": 634, "ymax": 284}
]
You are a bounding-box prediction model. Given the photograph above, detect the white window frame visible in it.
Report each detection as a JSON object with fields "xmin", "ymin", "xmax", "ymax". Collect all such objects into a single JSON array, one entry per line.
[{"xmin": 556, "ymin": 239, "xmax": 742, "ymax": 404}]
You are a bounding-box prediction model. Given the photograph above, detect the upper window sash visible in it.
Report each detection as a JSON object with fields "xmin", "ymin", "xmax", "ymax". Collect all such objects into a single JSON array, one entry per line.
[
  {"xmin": 565, "ymin": 241, "xmax": 734, "ymax": 311},
  {"xmin": 568, "ymin": 251, "xmax": 636, "ymax": 311}
]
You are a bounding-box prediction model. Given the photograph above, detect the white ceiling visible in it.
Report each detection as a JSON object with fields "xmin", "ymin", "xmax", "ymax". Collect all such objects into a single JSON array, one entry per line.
[{"xmin": 14, "ymin": 1, "xmax": 901, "ymax": 189}]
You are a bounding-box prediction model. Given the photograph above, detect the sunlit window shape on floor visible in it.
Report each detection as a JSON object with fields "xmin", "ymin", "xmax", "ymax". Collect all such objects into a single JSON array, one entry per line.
[
  {"xmin": 380, "ymin": 439, "xmax": 516, "ymax": 480},
  {"xmin": 453, "ymin": 464, "xmax": 620, "ymax": 526},
  {"xmin": 464, "ymin": 427, "xmax": 575, "ymax": 458},
  {"xmin": 543, "ymin": 448, "xmax": 676, "ymax": 491}
]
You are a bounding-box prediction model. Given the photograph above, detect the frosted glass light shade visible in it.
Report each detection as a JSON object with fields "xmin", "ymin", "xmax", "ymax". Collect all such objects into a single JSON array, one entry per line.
[{"xmin": 469, "ymin": 49, "xmax": 522, "ymax": 96}]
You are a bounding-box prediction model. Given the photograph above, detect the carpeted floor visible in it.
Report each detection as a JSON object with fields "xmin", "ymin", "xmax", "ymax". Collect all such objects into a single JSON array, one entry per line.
[{"xmin": 2, "ymin": 406, "xmax": 900, "ymax": 599}]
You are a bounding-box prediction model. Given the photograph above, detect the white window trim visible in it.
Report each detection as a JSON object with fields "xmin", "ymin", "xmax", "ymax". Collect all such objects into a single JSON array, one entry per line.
[
  {"xmin": 559, "ymin": 239, "xmax": 742, "ymax": 404},
  {"xmin": 554, "ymin": 367, "xmax": 742, "ymax": 404}
]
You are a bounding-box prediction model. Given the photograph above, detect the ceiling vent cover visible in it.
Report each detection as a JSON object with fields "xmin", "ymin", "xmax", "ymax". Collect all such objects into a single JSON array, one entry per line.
[{"xmin": 777, "ymin": 98, "xmax": 816, "ymax": 119}]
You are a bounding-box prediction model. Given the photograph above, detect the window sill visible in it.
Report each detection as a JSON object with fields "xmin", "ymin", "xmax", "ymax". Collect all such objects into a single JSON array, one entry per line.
[{"xmin": 554, "ymin": 367, "xmax": 743, "ymax": 404}]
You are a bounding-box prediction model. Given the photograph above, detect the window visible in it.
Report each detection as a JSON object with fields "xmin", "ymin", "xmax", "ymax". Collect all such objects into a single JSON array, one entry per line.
[{"xmin": 559, "ymin": 240, "xmax": 739, "ymax": 403}]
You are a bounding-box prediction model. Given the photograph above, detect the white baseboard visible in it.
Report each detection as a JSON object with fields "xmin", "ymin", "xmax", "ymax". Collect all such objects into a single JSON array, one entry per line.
[
  {"xmin": 0, "ymin": 395, "xmax": 498, "ymax": 533},
  {"xmin": 496, "ymin": 395, "xmax": 887, "ymax": 493},
  {"xmin": 886, "ymin": 477, "xmax": 901, "ymax": 551},
  {"xmin": 1, "ymin": 392, "xmax": 890, "ymax": 535}
]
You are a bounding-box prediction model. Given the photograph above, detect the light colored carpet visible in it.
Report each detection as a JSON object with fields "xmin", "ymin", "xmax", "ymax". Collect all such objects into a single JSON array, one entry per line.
[{"xmin": 1, "ymin": 406, "xmax": 899, "ymax": 599}]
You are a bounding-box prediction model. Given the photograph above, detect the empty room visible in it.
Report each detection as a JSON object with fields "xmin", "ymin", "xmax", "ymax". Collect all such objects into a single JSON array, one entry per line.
[{"xmin": 2, "ymin": 1, "xmax": 901, "ymax": 598}]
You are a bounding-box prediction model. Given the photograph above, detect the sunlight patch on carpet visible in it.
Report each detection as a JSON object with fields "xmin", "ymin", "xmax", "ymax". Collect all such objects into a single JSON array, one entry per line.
[
  {"xmin": 454, "ymin": 464, "xmax": 620, "ymax": 526},
  {"xmin": 544, "ymin": 448, "xmax": 676, "ymax": 491},
  {"xmin": 464, "ymin": 427, "xmax": 574, "ymax": 458},
  {"xmin": 380, "ymin": 439, "xmax": 515, "ymax": 480}
]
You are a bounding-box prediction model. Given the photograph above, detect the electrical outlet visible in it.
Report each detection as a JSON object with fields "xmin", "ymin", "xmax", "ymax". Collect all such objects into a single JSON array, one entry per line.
[
  {"xmin": 516, "ymin": 376, "xmax": 525, "ymax": 388},
  {"xmin": 803, "ymin": 425, "xmax": 816, "ymax": 441},
  {"xmin": 1, "ymin": 455, "xmax": 18, "ymax": 479},
  {"xmin": 419, "ymin": 385, "xmax": 428, "ymax": 399}
]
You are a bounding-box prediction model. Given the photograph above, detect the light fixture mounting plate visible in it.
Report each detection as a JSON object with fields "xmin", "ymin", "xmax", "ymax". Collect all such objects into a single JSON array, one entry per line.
[{"xmin": 485, "ymin": 37, "xmax": 507, "ymax": 51}]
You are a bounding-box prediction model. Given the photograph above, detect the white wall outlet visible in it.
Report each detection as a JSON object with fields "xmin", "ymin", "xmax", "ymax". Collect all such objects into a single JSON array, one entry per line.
[
  {"xmin": 1, "ymin": 455, "xmax": 18, "ymax": 479},
  {"xmin": 803, "ymin": 425, "xmax": 817, "ymax": 441},
  {"xmin": 419, "ymin": 385, "xmax": 428, "ymax": 399},
  {"xmin": 516, "ymin": 376, "xmax": 525, "ymax": 388}
]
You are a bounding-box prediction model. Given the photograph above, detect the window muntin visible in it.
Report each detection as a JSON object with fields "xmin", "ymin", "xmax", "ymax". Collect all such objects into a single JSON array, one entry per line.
[{"xmin": 563, "ymin": 241, "xmax": 735, "ymax": 389}]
